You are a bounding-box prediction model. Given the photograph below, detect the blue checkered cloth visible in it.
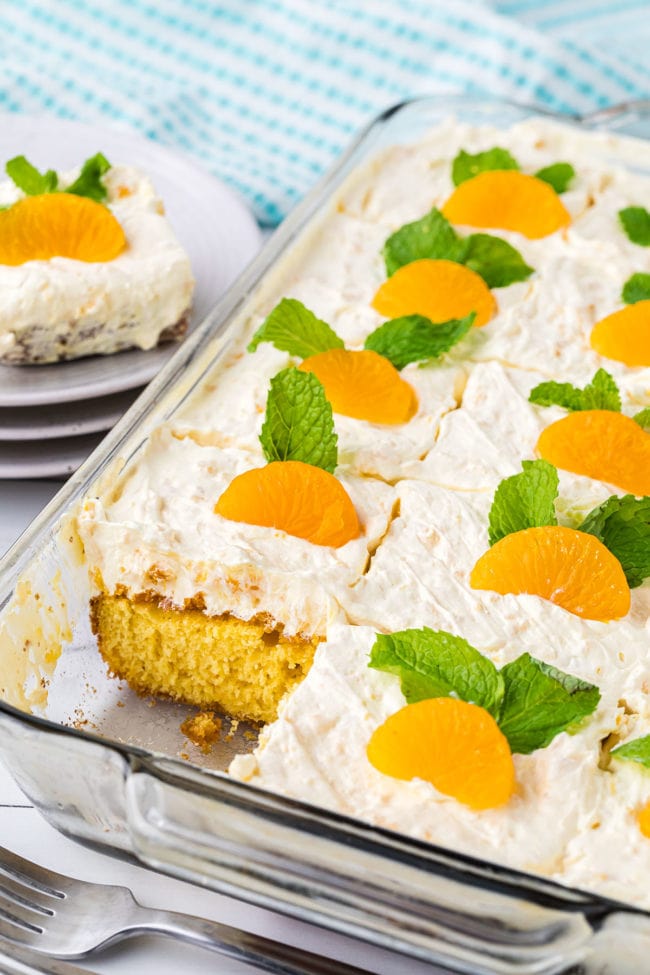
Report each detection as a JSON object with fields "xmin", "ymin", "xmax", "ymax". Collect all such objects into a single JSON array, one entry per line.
[{"xmin": 0, "ymin": 0, "xmax": 648, "ymax": 225}]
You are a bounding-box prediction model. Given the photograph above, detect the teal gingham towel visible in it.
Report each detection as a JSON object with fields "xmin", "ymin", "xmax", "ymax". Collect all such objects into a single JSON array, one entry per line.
[{"xmin": 0, "ymin": 0, "xmax": 648, "ymax": 226}]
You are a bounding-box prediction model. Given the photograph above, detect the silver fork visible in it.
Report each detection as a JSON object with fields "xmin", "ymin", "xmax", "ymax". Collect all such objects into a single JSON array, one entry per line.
[{"xmin": 0, "ymin": 846, "xmax": 370, "ymax": 975}]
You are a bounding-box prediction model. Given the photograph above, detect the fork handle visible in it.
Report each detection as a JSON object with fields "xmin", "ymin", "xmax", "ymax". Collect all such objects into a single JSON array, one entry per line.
[
  {"xmin": 132, "ymin": 906, "xmax": 373, "ymax": 975},
  {"xmin": 0, "ymin": 942, "xmax": 97, "ymax": 975}
]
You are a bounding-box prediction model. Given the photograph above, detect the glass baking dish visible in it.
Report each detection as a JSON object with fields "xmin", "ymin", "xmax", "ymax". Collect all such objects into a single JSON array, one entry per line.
[{"xmin": 2, "ymin": 95, "xmax": 650, "ymax": 975}]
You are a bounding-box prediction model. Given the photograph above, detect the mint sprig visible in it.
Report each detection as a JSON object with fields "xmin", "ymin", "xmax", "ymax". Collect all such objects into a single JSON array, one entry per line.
[
  {"xmin": 619, "ymin": 206, "xmax": 650, "ymax": 247},
  {"xmin": 64, "ymin": 152, "xmax": 111, "ymax": 202},
  {"xmin": 529, "ymin": 368, "xmax": 622, "ymax": 413},
  {"xmin": 451, "ymin": 147, "xmax": 519, "ymax": 186},
  {"xmin": 364, "ymin": 313, "xmax": 474, "ymax": 370},
  {"xmin": 5, "ymin": 152, "xmax": 111, "ymax": 202},
  {"xmin": 488, "ymin": 460, "xmax": 559, "ymax": 546},
  {"xmin": 382, "ymin": 207, "xmax": 533, "ymax": 288},
  {"xmin": 5, "ymin": 156, "xmax": 58, "ymax": 195},
  {"xmin": 369, "ymin": 628, "xmax": 600, "ymax": 754},
  {"xmin": 259, "ymin": 367, "xmax": 338, "ymax": 472},
  {"xmin": 622, "ymin": 272, "xmax": 650, "ymax": 304},
  {"xmin": 611, "ymin": 735, "xmax": 650, "ymax": 769},
  {"xmin": 451, "ymin": 146, "xmax": 574, "ymax": 194},
  {"xmin": 534, "ymin": 163, "xmax": 575, "ymax": 194},
  {"xmin": 634, "ymin": 407, "xmax": 650, "ymax": 430},
  {"xmin": 248, "ymin": 298, "xmax": 344, "ymax": 358},
  {"xmin": 579, "ymin": 495, "xmax": 650, "ymax": 588},
  {"xmin": 498, "ymin": 654, "xmax": 600, "ymax": 755}
]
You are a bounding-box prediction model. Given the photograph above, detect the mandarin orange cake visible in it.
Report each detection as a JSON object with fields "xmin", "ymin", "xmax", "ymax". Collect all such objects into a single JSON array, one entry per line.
[
  {"xmin": 0, "ymin": 153, "xmax": 194, "ymax": 363},
  {"xmin": 77, "ymin": 117, "xmax": 650, "ymax": 906}
]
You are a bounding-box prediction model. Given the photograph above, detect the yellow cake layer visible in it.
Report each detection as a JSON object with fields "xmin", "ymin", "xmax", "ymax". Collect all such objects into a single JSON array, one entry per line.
[{"xmin": 90, "ymin": 595, "xmax": 320, "ymax": 724}]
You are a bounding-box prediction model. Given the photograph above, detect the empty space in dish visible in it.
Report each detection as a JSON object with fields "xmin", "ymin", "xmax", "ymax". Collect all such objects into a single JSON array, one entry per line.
[{"xmin": 46, "ymin": 610, "xmax": 259, "ymax": 771}]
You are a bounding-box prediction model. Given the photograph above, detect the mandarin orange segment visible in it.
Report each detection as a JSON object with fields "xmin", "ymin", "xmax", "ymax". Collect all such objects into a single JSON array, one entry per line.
[
  {"xmin": 590, "ymin": 300, "xmax": 650, "ymax": 367},
  {"xmin": 638, "ymin": 802, "xmax": 650, "ymax": 839},
  {"xmin": 442, "ymin": 170, "xmax": 571, "ymax": 239},
  {"xmin": 537, "ymin": 410, "xmax": 650, "ymax": 496},
  {"xmin": 470, "ymin": 525, "xmax": 630, "ymax": 621},
  {"xmin": 214, "ymin": 460, "xmax": 360, "ymax": 548},
  {"xmin": 0, "ymin": 193, "xmax": 126, "ymax": 266},
  {"xmin": 372, "ymin": 258, "xmax": 496, "ymax": 328},
  {"xmin": 367, "ymin": 697, "xmax": 515, "ymax": 810},
  {"xmin": 298, "ymin": 349, "xmax": 417, "ymax": 425}
]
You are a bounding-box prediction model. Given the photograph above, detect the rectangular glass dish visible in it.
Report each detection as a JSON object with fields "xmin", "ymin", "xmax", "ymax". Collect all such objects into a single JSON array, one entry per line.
[{"xmin": 2, "ymin": 95, "xmax": 650, "ymax": 975}]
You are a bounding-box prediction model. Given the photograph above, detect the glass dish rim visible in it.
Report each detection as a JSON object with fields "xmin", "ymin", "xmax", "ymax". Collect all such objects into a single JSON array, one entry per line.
[{"xmin": 2, "ymin": 91, "xmax": 650, "ymax": 917}]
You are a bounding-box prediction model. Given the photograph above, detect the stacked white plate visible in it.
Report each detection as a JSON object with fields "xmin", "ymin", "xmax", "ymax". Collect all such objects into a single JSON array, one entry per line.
[
  {"xmin": 0, "ymin": 361, "xmax": 147, "ymax": 478},
  {"xmin": 0, "ymin": 116, "xmax": 263, "ymax": 479}
]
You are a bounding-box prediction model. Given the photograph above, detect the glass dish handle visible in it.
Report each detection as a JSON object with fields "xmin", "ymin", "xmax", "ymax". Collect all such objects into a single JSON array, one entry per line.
[
  {"xmin": 123, "ymin": 764, "xmax": 650, "ymax": 975},
  {"xmin": 581, "ymin": 99, "xmax": 650, "ymax": 137}
]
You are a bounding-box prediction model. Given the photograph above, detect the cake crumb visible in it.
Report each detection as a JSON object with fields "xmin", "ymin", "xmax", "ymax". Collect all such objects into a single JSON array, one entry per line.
[
  {"xmin": 181, "ymin": 710, "xmax": 223, "ymax": 754},
  {"xmin": 225, "ymin": 717, "xmax": 240, "ymax": 742}
]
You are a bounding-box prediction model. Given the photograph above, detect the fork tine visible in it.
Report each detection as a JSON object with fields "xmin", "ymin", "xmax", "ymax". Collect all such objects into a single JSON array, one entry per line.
[
  {"xmin": 0, "ymin": 877, "xmax": 56, "ymax": 917},
  {"xmin": 0, "ymin": 849, "xmax": 66, "ymax": 899},
  {"xmin": 0, "ymin": 911, "xmax": 39, "ymax": 945},
  {"xmin": 0, "ymin": 892, "xmax": 49, "ymax": 934}
]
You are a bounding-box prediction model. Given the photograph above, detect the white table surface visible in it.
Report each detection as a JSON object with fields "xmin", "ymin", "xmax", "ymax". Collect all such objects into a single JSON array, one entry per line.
[{"xmin": 0, "ymin": 480, "xmax": 437, "ymax": 975}]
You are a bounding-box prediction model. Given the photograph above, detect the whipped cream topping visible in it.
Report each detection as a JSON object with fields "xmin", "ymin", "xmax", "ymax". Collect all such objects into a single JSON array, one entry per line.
[
  {"xmin": 0, "ymin": 163, "xmax": 194, "ymax": 360},
  {"xmin": 173, "ymin": 334, "xmax": 463, "ymax": 482},
  {"xmin": 78, "ymin": 117, "xmax": 650, "ymax": 907},
  {"xmin": 230, "ymin": 623, "xmax": 618, "ymax": 884},
  {"xmin": 412, "ymin": 359, "xmax": 645, "ymax": 511},
  {"xmin": 265, "ymin": 118, "xmax": 650, "ymax": 392}
]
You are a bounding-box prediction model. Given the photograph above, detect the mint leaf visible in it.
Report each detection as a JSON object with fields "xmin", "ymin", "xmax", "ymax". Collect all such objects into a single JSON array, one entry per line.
[
  {"xmin": 4, "ymin": 153, "xmax": 111, "ymax": 203},
  {"xmin": 611, "ymin": 735, "xmax": 650, "ymax": 769},
  {"xmin": 369, "ymin": 628, "xmax": 504, "ymax": 719},
  {"xmin": 65, "ymin": 152, "xmax": 111, "ymax": 202},
  {"xmin": 534, "ymin": 163, "xmax": 575, "ymax": 194},
  {"xmin": 579, "ymin": 495, "xmax": 650, "ymax": 588},
  {"xmin": 529, "ymin": 380, "xmax": 583, "ymax": 411},
  {"xmin": 451, "ymin": 147, "xmax": 519, "ymax": 186},
  {"xmin": 529, "ymin": 369, "xmax": 621, "ymax": 412},
  {"xmin": 581, "ymin": 369, "xmax": 622, "ymax": 411},
  {"xmin": 259, "ymin": 367, "xmax": 337, "ymax": 472},
  {"xmin": 622, "ymin": 272, "xmax": 650, "ymax": 304},
  {"xmin": 6, "ymin": 155, "xmax": 58, "ymax": 195},
  {"xmin": 382, "ymin": 208, "xmax": 534, "ymax": 286},
  {"xmin": 382, "ymin": 207, "xmax": 466, "ymax": 276},
  {"xmin": 499, "ymin": 653, "xmax": 600, "ymax": 754},
  {"xmin": 463, "ymin": 233, "xmax": 534, "ymax": 288},
  {"xmin": 619, "ymin": 207, "xmax": 650, "ymax": 246},
  {"xmin": 488, "ymin": 460, "xmax": 558, "ymax": 546},
  {"xmin": 364, "ymin": 313, "xmax": 474, "ymax": 370},
  {"xmin": 248, "ymin": 298, "xmax": 344, "ymax": 358},
  {"xmin": 633, "ymin": 407, "xmax": 650, "ymax": 429}
]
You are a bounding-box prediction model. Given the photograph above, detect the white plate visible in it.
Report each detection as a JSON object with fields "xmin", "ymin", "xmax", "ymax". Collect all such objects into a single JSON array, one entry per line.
[
  {"xmin": 0, "ymin": 387, "xmax": 142, "ymax": 441},
  {"xmin": 0, "ymin": 432, "xmax": 105, "ymax": 479},
  {"xmin": 0, "ymin": 115, "xmax": 262, "ymax": 408}
]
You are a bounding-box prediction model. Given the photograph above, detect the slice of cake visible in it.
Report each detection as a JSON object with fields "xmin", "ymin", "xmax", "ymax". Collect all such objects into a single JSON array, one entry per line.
[
  {"xmin": 79, "ymin": 404, "xmax": 396, "ymax": 723},
  {"xmin": 0, "ymin": 153, "xmax": 194, "ymax": 363}
]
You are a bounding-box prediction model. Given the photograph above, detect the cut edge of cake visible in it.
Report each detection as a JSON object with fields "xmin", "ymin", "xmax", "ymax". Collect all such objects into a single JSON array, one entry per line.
[{"xmin": 90, "ymin": 592, "xmax": 321, "ymax": 724}]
